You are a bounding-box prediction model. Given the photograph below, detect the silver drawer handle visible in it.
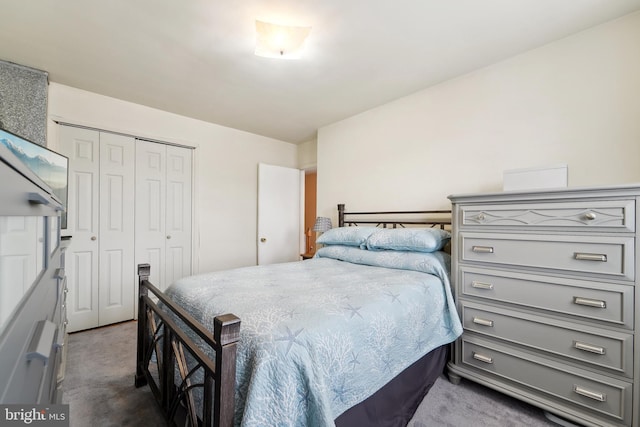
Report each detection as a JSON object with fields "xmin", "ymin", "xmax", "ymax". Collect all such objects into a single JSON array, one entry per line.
[
  {"xmin": 573, "ymin": 385, "xmax": 606, "ymax": 402},
  {"xmin": 472, "ymin": 246, "xmax": 494, "ymax": 254},
  {"xmin": 471, "ymin": 281, "xmax": 494, "ymax": 290},
  {"xmin": 584, "ymin": 212, "xmax": 597, "ymax": 220},
  {"xmin": 573, "ymin": 341, "xmax": 606, "ymax": 355},
  {"xmin": 472, "ymin": 352, "xmax": 493, "ymax": 364},
  {"xmin": 477, "ymin": 213, "xmax": 486, "ymax": 221},
  {"xmin": 573, "ymin": 297, "xmax": 606, "ymax": 309},
  {"xmin": 28, "ymin": 192, "xmax": 62, "ymax": 210},
  {"xmin": 472, "ymin": 317, "xmax": 494, "ymax": 327},
  {"xmin": 26, "ymin": 320, "xmax": 57, "ymax": 362},
  {"xmin": 574, "ymin": 253, "xmax": 607, "ymax": 262}
]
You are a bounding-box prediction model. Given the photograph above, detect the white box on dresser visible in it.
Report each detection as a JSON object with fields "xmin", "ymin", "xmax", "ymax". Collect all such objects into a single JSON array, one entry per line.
[{"xmin": 447, "ymin": 185, "xmax": 639, "ymax": 427}]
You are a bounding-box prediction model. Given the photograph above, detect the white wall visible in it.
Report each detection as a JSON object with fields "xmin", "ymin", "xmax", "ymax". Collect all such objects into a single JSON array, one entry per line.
[
  {"xmin": 317, "ymin": 12, "xmax": 640, "ymax": 220},
  {"xmin": 298, "ymin": 138, "xmax": 318, "ymax": 171},
  {"xmin": 47, "ymin": 83, "xmax": 298, "ymax": 272}
]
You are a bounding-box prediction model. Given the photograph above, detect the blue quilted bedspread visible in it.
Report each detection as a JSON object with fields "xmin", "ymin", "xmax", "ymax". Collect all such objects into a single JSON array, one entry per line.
[{"xmin": 165, "ymin": 246, "xmax": 462, "ymax": 427}]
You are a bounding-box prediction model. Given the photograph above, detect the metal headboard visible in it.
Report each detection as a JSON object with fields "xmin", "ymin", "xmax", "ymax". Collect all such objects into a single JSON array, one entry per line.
[{"xmin": 337, "ymin": 204, "xmax": 451, "ymax": 229}]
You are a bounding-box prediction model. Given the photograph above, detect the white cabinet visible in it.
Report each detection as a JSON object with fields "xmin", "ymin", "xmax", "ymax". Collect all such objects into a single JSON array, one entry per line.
[
  {"xmin": 59, "ymin": 126, "xmax": 135, "ymax": 332},
  {"xmin": 135, "ymin": 139, "xmax": 192, "ymax": 292}
]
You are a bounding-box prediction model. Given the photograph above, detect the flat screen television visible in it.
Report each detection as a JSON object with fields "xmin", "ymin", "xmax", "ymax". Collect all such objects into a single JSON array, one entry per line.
[{"xmin": 0, "ymin": 128, "xmax": 69, "ymax": 228}]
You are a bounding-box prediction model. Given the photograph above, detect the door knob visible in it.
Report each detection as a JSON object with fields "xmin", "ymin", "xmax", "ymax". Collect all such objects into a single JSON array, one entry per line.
[
  {"xmin": 91, "ymin": 236, "xmax": 97, "ymax": 241},
  {"xmin": 166, "ymin": 235, "xmax": 172, "ymax": 239},
  {"xmin": 260, "ymin": 237, "xmax": 267, "ymax": 243}
]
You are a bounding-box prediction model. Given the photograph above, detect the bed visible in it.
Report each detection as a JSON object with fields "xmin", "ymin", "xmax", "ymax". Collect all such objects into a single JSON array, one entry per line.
[{"xmin": 134, "ymin": 204, "xmax": 463, "ymax": 427}]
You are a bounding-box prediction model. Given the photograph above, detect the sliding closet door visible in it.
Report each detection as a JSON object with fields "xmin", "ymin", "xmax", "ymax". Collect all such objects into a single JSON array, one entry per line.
[
  {"xmin": 98, "ymin": 133, "xmax": 135, "ymax": 326},
  {"xmin": 59, "ymin": 126, "xmax": 100, "ymax": 332},
  {"xmin": 136, "ymin": 140, "xmax": 192, "ymax": 292}
]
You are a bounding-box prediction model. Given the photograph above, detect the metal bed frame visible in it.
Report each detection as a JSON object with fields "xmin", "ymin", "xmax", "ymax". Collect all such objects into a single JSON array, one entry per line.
[
  {"xmin": 134, "ymin": 264, "xmax": 240, "ymax": 427},
  {"xmin": 338, "ymin": 203, "xmax": 451, "ymax": 229}
]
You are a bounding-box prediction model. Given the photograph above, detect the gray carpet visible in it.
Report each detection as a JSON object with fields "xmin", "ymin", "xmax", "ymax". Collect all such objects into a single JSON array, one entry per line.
[
  {"xmin": 64, "ymin": 321, "xmax": 557, "ymax": 427},
  {"xmin": 63, "ymin": 321, "xmax": 166, "ymax": 427},
  {"xmin": 409, "ymin": 376, "xmax": 556, "ymax": 427}
]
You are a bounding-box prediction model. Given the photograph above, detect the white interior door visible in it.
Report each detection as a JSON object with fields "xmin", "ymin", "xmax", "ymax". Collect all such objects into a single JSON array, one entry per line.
[
  {"xmin": 59, "ymin": 126, "xmax": 100, "ymax": 333},
  {"xmin": 165, "ymin": 145, "xmax": 192, "ymax": 287},
  {"xmin": 257, "ymin": 163, "xmax": 304, "ymax": 265},
  {"xmin": 98, "ymin": 133, "xmax": 135, "ymax": 326}
]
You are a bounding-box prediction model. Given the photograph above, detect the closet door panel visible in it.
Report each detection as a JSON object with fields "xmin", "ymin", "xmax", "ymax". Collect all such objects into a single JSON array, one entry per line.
[
  {"xmin": 59, "ymin": 126, "xmax": 99, "ymax": 333},
  {"xmin": 136, "ymin": 140, "xmax": 167, "ymax": 290},
  {"xmin": 165, "ymin": 145, "xmax": 192, "ymax": 289},
  {"xmin": 98, "ymin": 133, "xmax": 135, "ymax": 326}
]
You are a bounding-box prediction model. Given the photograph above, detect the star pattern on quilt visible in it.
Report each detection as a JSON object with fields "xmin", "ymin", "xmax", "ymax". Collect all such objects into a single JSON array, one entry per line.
[
  {"xmin": 275, "ymin": 326, "xmax": 305, "ymax": 355},
  {"xmin": 285, "ymin": 309, "xmax": 298, "ymax": 319},
  {"xmin": 384, "ymin": 290, "xmax": 401, "ymax": 303},
  {"xmin": 380, "ymin": 355, "xmax": 393, "ymax": 373},
  {"xmin": 348, "ymin": 351, "xmax": 361, "ymax": 371},
  {"xmin": 331, "ymin": 378, "xmax": 352, "ymax": 405},
  {"xmin": 343, "ymin": 303, "xmax": 363, "ymax": 319},
  {"xmin": 296, "ymin": 386, "xmax": 311, "ymax": 410},
  {"xmin": 443, "ymin": 318, "xmax": 458, "ymax": 336}
]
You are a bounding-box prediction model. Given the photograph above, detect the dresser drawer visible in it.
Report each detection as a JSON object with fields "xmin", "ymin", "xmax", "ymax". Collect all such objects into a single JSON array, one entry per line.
[
  {"xmin": 461, "ymin": 200, "xmax": 635, "ymax": 232},
  {"xmin": 461, "ymin": 233, "xmax": 635, "ymax": 280},
  {"xmin": 460, "ymin": 267, "xmax": 634, "ymax": 329},
  {"xmin": 462, "ymin": 303, "xmax": 634, "ymax": 377},
  {"xmin": 461, "ymin": 338, "xmax": 633, "ymax": 424}
]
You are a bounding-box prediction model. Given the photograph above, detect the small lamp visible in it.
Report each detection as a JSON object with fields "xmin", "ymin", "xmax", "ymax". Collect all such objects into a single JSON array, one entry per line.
[{"xmin": 313, "ymin": 217, "xmax": 332, "ymax": 233}]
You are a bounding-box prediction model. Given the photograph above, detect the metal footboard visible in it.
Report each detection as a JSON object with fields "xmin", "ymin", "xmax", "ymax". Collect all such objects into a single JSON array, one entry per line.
[{"xmin": 134, "ymin": 264, "xmax": 240, "ymax": 427}]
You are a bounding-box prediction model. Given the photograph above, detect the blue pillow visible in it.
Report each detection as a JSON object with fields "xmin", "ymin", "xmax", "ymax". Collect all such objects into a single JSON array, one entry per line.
[
  {"xmin": 316, "ymin": 227, "xmax": 377, "ymax": 248},
  {"xmin": 366, "ymin": 228, "xmax": 450, "ymax": 253}
]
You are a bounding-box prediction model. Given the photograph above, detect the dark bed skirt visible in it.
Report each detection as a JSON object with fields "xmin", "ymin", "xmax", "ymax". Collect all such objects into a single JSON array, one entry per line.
[{"xmin": 334, "ymin": 344, "xmax": 449, "ymax": 427}]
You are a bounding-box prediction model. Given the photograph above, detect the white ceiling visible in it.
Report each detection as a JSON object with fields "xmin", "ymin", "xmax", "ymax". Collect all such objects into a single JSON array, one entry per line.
[{"xmin": 2, "ymin": 1, "xmax": 640, "ymax": 144}]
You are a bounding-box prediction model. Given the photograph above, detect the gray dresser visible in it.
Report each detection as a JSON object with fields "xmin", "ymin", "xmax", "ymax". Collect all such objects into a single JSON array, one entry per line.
[
  {"xmin": 448, "ymin": 185, "xmax": 639, "ymax": 427},
  {"xmin": 0, "ymin": 145, "xmax": 68, "ymax": 404}
]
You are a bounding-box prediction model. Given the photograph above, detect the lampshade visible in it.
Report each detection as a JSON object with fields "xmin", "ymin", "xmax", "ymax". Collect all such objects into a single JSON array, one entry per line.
[
  {"xmin": 313, "ymin": 217, "xmax": 332, "ymax": 233},
  {"xmin": 255, "ymin": 20, "xmax": 311, "ymax": 59}
]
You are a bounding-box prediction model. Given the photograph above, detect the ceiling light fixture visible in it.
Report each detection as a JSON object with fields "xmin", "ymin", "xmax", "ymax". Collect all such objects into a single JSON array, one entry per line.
[{"xmin": 254, "ymin": 20, "xmax": 311, "ymax": 59}]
